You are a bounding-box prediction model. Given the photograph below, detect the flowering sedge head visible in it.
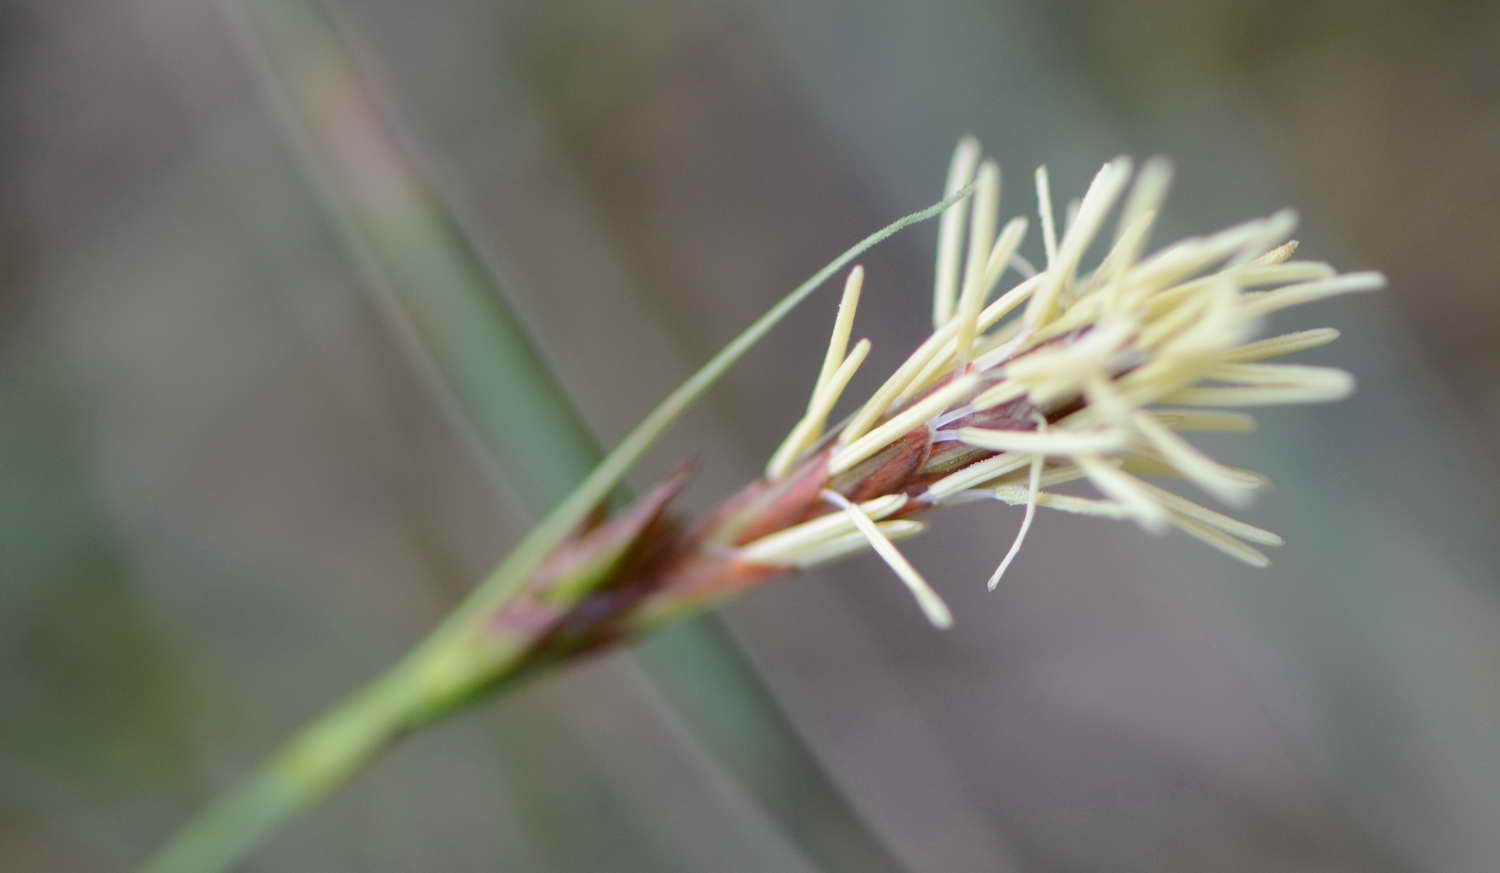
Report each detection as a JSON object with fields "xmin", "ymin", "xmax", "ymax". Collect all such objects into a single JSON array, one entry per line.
[
  {"xmin": 510, "ymin": 137, "xmax": 1381, "ymax": 649},
  {"xmin": 733, "ymin": 137, "xmax": 1383, "ymax": 627}
]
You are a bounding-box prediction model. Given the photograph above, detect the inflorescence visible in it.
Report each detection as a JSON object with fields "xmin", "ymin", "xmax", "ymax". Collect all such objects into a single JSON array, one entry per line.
[{"xmin": 737, "ymin": 137, "xmax": 1382, "ymax": 627}]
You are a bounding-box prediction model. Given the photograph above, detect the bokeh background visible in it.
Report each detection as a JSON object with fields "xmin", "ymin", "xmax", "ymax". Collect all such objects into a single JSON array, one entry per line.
[{"xmin": 5, "ymin": 0, "xmax": 1500, "ymax": 871}]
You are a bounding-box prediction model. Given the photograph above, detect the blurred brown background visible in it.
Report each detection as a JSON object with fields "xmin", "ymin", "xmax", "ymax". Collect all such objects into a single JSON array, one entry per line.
[{"xmin": 4, "ymin": 0, "xmax": 1500, "ymax": 871}]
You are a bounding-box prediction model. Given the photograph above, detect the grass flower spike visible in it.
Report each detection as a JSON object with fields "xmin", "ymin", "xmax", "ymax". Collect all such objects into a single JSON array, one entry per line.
[
  {"xmin": 514, "ymin": 137, "xmax": 1379, "ymax": 645},
  {"xmin": 737, "ymin": 138, "xmax": 1383, "ymax": 614}
]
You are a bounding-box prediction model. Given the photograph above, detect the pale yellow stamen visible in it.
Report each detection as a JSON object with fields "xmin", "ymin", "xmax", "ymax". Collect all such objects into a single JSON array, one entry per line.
[
  {"xmin": 955, "ymin": 214, "xmax": 1025, "ymax": 369},
  {"xmin": 816, "ymin": 266, "xmax": 864, "ymax": 394},
  {"xmin": 922, "ymin": 452, "xmax": 1035, "ymax": 501},
  {"xmin": 972, "ymin": 380, "xmax": 1028, "ymax": 411},
  {"xmin": 1004, "ymin": 319, "xmax": 1133, "ymax": 385},
  {"xmin": 1132, "ymin": 480, "xmax": 1282, "ymax": 546},
  {"xmin": 1137, "ymin": 289, "xmax": 1213, "ymax": 350},
  {"xmin": 1241, "ymin": 272, "xmax": 1384, "ymax": 317},
  {"xmin": 1123, "ymin": 211, "xmax": 1295, "ymax": 304},
  {"xmin": 1081, "ymin": 373, "xmax": 1134, "ymax": 429},
  {"xmin": 1166, "ymin": 512, "xmax": 1270, "ymax": 567},
  {"xmin": 1075, "ymin": 454, "xmax": 1169, "ymax": 532},
  {"xmin": 957, "ymin": 426, "xmax": 1127, "ymax": 455},
  {"xmin": 992, "ymin": 461, "xmax": 1087, "ymax": 490},
  {"xmin": 787, "ymin": 520, "xmax": 927, "ymax": 568},
  {"xmin": 1063, "ymin": 198, "xmax": 1081, "ymax": 235},
  {"xmin": 1229, "ymin": 209, "xmax": 1300, "ymax": 271},
  {"xmin": 992, "ymin": 487, "xmax": 1134, "ymax": 519},
  {"xmin": 1094, "ymin": 209, "xmax": 1157, "ymax": 314},
  {"xmin": 766, "ymin": 266, "xmax": 872, "ymax": 477},
  {"xmin": 766, "ymin": 338, "xmax": 872, "ymax": 477},
  {"xmin": 933, "ymin": 137, "xmax": 982, "ymax": 328},
  {"xmin": 831, "ymin": 375, "xmax": 978, "ymax": 474},
  {"xmin": 1235, "ymin": 261, "xmax": 1337, "ymax": 285},
  {"xmin": 1124, "ymin": 447, "xmax": 1269, "ymax": 490},
  {"xmin": 957, "ymin": 161, "xmax": 1001, "ymax": 329},
  {"xmin": 1026, "ymin": 159, "xmax": 1132, "ymax": 329},
  {"xmin": 841, "ymin": 319, "xmax": 970, "ymax": 445},
  {"xmin": 1121, "ymin": 261, "xmax": 1330, "ymax": 328},
  {"xmin": 1114, "ymin": 157, "xmax": 1172, "ymax": 249},
  {"xmin": 740, "ymin": 493, "xmax": 907, "ymax": 565},
  {"xmin": 822, "ymin": 490, "xmax": 952, "ymax": 628},
  {"xmin": 1165, "ymin": 377, "xmax": 1353, "ymax": 406},
  {"xmin": 979, "ymin": 218, "xmax": 1032, "ymax": 300},
  {"xmin": 1036, "ymin": 165, "xmax": 1058, "ymax": 267},
  {"xmin": 1131, "ymin": 411, "xmax": 1254, "ymax": 506},
  {"xmin": 908, "ymin": 267, "xmax": 1038, "ymax": 397},
  {"xmin": 1251, "ymin": 239, "xmax": 1299, "ymax": 266},
  {"xmin": 1210, "ymin": 362, "xmax": 1354, "ymax": 389},
  {"xmin": 1146, "ymin": 409, "xmax": 1257, "ymax": 432},
  {"xmin": 1225, "ymin": 328, "xmax": 1341, "ymax": 363}
]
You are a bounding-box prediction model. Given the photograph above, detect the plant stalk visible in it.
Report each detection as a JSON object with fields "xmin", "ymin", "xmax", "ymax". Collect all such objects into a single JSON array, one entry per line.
[{"xmin": 140, "ymin": 632, "xmax": 526, "ymax": 873}]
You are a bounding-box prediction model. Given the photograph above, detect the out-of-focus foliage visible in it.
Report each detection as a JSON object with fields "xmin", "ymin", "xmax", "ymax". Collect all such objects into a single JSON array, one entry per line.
[{"xmin": 3, "ymin": 1, "xmax": 1498, "ymax": 871}]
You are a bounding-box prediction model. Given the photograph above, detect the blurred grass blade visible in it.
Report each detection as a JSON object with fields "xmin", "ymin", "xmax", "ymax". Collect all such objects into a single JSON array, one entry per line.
[
  {"xmin": 232, "ymin": 0, "xmax": 601, "ymax": 507},
  {"xmin": 211, "ymin": 1, "xmax": 965, "ymax": 872}
]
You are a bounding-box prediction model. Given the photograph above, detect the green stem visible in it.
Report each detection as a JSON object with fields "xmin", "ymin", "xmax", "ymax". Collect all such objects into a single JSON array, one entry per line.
[{"xmin": 141, "ymin": 640, "xmax": 517, "ymax": 873}]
